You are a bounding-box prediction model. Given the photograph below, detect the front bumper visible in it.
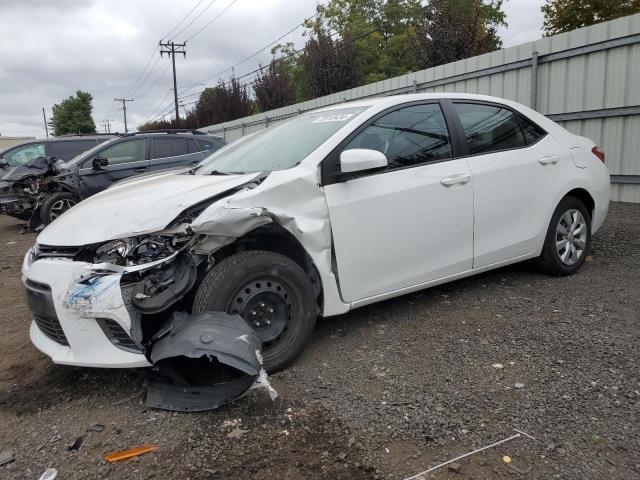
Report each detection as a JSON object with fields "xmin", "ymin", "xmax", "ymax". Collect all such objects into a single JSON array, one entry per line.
[
  {"xmin": 23, "ymin": 257, "xmax": 151, "ymax": 368},
  {"xmin": 0, "ymin": 193, "xmax": 34, "ymax": 218}
]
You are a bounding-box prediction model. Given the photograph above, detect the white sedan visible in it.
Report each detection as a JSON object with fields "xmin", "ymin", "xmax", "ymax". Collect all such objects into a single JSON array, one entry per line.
[{"xmin": 22, "ymin": 93, "xmax": 610, "ymax": 373}]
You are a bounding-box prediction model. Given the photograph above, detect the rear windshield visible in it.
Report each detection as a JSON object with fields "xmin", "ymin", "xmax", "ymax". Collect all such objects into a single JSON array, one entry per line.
[{"xmin": 197, "ymin": 106, "xmax": 368, "ymax": 175}]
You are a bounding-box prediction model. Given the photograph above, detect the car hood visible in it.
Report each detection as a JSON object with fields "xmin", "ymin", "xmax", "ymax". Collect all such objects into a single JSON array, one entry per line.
[
  {"xmin": 1, "ymin": 158, "xmax": 53, "ymax": 182},
  {"xmin": 37, "ymin": 171, "xmax": 259, "ymax": 246}
]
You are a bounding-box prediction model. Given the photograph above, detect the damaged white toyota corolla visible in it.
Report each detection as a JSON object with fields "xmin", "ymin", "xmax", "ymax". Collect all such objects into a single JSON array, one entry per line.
[{"xmin": 23, "ymin": 93, "xmax": 610, "ymax": 375}]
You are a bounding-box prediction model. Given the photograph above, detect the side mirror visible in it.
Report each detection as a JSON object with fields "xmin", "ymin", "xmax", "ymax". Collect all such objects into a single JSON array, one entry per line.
[
  {"xmin": 92, "ymin": 157, "xmax": 109, "ymax": 170},
  {"xmin": 0, "ymin": 158, "xmax": 7, "ymax": 168},
  {"xmin": 340, "ymin": 148, "xmax": 388, "ymax": 173}
]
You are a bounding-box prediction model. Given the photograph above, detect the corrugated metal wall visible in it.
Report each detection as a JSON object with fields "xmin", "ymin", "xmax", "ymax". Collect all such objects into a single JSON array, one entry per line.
[{"xmin": 204, "ymin": 13, "xmax": 640, "ymax": 202}]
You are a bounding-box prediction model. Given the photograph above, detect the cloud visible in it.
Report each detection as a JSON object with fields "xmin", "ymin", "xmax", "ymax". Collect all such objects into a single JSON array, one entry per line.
[{"xmin": 0, "ymin": 0, "xmax": 544, "ymax": 137}]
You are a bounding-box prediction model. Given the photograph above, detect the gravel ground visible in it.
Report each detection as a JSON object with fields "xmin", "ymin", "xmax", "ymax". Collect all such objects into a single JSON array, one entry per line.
[{"xmin": 0, "ymin": 202, "xmax": 638, "ymax": 480}]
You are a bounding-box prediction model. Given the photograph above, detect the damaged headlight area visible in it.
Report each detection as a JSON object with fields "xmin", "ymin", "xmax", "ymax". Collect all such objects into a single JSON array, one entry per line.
[{"xmin": 94, "ymin": 233, "xmax": 191, "ymax": 266}]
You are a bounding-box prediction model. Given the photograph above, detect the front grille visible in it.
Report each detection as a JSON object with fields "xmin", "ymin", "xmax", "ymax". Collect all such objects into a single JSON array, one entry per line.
[
  {"xmin": 96, "ymin": 318, "xmax": 142, "ymax": 353},
  {"xmin": 33, "ymin": 314, "xmax": 69, "ymax": 346},
  {"xmin": 35, "ymin": 244, "xmax": 81, "ymax": 260}
]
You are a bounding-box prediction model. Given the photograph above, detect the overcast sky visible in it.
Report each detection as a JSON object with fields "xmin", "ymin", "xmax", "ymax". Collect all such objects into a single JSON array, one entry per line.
[{"xmin": 0, "ymin": 0, "xmax": 545, "ymax": 137}]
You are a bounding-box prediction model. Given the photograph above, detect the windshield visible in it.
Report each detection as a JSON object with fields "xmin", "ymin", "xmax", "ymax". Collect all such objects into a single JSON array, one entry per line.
[{"xmin": 197, "ymin": 106, "xmax": 368, "ymax": 174}]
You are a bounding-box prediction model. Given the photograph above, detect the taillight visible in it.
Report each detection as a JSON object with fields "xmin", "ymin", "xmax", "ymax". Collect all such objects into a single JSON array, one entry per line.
[{"xmin": 592, "ymin": 146, "xmax": 605, "ymax": 163}]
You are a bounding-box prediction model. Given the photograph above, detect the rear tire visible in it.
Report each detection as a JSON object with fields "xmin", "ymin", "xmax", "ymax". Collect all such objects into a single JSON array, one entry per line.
[
  {"xmin": 536, "ymin": 196, "xmax": 591, "ymax": 275},
  {"xmin": 40, "ymin": 192, "xmax": 78, "ymax": 225},
  {"xmin": 193, "ymin": 250, "xmax": 317, "ymax": 373}
]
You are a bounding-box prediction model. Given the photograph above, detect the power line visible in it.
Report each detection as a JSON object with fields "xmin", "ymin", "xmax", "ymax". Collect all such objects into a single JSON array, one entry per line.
[
  {"xmin": 161, "ymin": 0, "xmax": 206, "ymax": 41},
  {"xmin": 121, "ymin": 49, "xmax": 157, "ymax": 98},
  {"xmin": 171, "ymin": 0, "xmax": 219, "ymax": 40},
  {"xmin": 129, "ymin": 54, "xmax": 162, "ymax": 98},
  {"xmin": 179, "ymin": 12, "xmax": 317, "ymax": 93},
  {"xmin": 159, "ymin": 41, "xmax": 187, "ymax": 124},
  {"xmin": 144, "ymin": 89, "xmax": 173, "ymax": 123},
  {"xmin": 134, "ymin": 63, "xmax": 171, "ymax": 100},
  {"xmin": 184, "ymin": 0, "xmax": 239, "ymax": 42}
]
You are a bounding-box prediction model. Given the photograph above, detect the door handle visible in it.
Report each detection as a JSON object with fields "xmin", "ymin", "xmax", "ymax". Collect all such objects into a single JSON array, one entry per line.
[
  {"xmin": 133, "ymin": 167, "xmax": 147, "ymax": 173},
  {"xmin": 539, "ymin": 155, "xmax": 559, "ymax": 165},
  {"xmin": 440, "ymin": 174, "xmax": 470, "ymax": 187}
]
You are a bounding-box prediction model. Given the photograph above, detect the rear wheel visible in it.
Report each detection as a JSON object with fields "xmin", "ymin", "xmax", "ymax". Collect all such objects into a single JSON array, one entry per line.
[
  {"xmin": 193, "ymin": 250, "xmax": 317, "ymax": 373},
  {"xmin": 536, "ymin": 196, "xmax": 591, "ymax": 275},
  {"xmin": 40, "ymin": 192, "xmax": 78, "ymax": 225}
]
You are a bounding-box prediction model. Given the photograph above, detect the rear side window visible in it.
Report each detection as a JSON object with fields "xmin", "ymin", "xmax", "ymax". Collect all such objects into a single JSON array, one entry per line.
[
  {"xmin": 519, "ymin": 115, "xmax": 547, "ymax": 145},
  {"xmin": 344, "ymin": 103, "xmax": 452, "ymax": 170},
  {"xmin": 453, "ymin": 103, "xmax": 526, "ymax": 155},
  {"xmin": 152, "ymin": 138, "xmax": 189, "ymax": 159},
  {"xmin": 188, "ymin": 139, "xmax": 200, "ymax": 153},
  {"xmin": 50, "ymin": 140, "xmax": 96, "ymax": 161}
]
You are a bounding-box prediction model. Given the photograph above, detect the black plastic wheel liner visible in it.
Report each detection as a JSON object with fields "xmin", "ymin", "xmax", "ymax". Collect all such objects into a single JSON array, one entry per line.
[{"xmin": 146, "ymin": 311, "xmax": 263, "ymax": 412}]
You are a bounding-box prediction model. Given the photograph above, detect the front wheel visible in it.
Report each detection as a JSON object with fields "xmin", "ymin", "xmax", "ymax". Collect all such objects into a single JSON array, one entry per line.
[
  {"xmin": 193, "ymin": 250, "xmax": 318, "ymax": 373},
  {"xmin": 40, "ymin": 192, "xmax": 78, "ymax": 225},
  {"xmin": 536, "ymin": 196, "xmax": 591, "ymax": 275}
]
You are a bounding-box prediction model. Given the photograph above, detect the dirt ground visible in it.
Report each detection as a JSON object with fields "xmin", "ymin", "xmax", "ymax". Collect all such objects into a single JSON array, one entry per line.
[{"xmin": 0, "ymin": 202, "xmax": 638, "ymax": 480}]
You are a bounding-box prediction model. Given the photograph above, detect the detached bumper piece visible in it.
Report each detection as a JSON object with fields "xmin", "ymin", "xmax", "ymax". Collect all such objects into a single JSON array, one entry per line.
[{"xmin": 146, "ymin": 311, "xmax": 277, "ymax": 412}]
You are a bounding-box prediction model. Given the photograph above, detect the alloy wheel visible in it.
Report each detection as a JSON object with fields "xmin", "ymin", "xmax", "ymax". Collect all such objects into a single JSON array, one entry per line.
[
  {"xmin": 555, "ymin": 209, "xmax": 587, "ymax": 266},
  {"xmin": 49, "ymin": 198, "xmax": 77, "ymax": 220}
]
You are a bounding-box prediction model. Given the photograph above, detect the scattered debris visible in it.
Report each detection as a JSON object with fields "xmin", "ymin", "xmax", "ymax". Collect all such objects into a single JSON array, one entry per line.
[
  {"xmin": 492, "ymin": 363, "xmax": 504, "ymax": 369},
  {"xmin": 226, "ymin": 428, "xmax": 249, "ymax": 439},
  {"xmin": 145, "ymin": 312, "xmax": 277, "ymax": 412},
  {"xmin": 507, "ymin": 463, "xmax": 533, "ymax": 474},
  {"xmin": 402, "ymin": 429, "xmax": 536, "ymax": 480},
  {"xmin": 38, "ymin": 468, "xmax": 57, "ymax": 480},
  {"xmin": 336, "ymin": 451, "xmax": 348, "ymax": 461},
  {"xmin": 448, "ymin": 462, "xmax": 461, "ymax": 473},
  {"xmin": 88, "ymin": 423, "xmax": 105, "ymax": 433},
  {"xmin": 5, "ymin": 241, "xmax": 16, "ymax": 245},
  {"xmin": 103, "ymin": 445, "xmax": 158, "ymax": 463},
  {"xmin": 67, "ymin": 436, "xmax": 84, "ymax": 451},
  {"xmin": 502, "ymin": 455, "xmax": 512, "ymax": 464},
  {"xmin": 514, "ymin": 383, "xmax": 525, "ymax": 389},
  {"xmin": 0, "ymin": 450, "xmax": 15, "ymax": 466}
]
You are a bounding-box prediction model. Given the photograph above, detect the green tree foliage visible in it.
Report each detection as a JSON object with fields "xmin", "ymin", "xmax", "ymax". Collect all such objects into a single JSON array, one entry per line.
[
  {"xmin": 420, "ymin": 0, "xmax": 505, "ymax": 68},
  {"xmin": 51, "ymin": 90, "xmax": 96, "ymax": 136},
  {"xmin": 298, "ymin": 29, "xmax": 361, "ymax": 98},
  {"xmin": 252, "ymin": 59, "xmax": 297, "ymax": 111},
  {"xmin": 542, "ymin": 0, "xmax": 640, "ymax": 36}
]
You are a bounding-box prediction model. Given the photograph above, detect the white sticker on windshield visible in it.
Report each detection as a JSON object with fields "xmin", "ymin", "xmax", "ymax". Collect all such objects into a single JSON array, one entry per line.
[{"xmin": 312, "ymin": 113, "xmax": 355, "ymax": 123}]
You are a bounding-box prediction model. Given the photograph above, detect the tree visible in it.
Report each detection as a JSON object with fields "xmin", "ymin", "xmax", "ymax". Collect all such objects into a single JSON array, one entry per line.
[
  {"xmin": 298, "ymin": 29, "xmax": 361, "ymax": 98},
  {"xmin": 252, "ymin": 59, "xmax": 297, "ymax": 111},
  {"xmin": 308, "ymin": 0, "xmax": 427, "ymax": 83},
  {"xmin": 51, "ymin": 90, "xmax": 97, "ymax": 136},
  {"xmin": 542, "ymin": 0, "xmax": 640, "ymax": 36},
  {"xmin": 420, "ymin": 0, "xmax": 506, "ymax": 69},
  {"xmin": 190, "ymin": 76, "xmax": 254, "ymax": 126}
]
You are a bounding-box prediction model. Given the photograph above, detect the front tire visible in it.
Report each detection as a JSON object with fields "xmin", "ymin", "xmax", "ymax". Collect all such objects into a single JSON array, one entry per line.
[
  {"xmin": 40, "ymin": 192, "xmax": 78, "ymax": 225},
  {"xmin": 193, "ymin": 250, "xmax": 317, "ymax": 373},
  {"xmin": 536, "ymin": 196, "xmax": 591, "ymax": 275}
]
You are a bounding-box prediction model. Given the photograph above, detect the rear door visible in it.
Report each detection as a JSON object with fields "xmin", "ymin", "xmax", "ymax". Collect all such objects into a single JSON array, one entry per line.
[
  {"xmin": 323, "ymin": 102, "xmax": 474, "ymax": 303},
  {"xmin": 77, "ymin": 138, "xmax": 149, "ymax": 197},
  {"xmin": 446, "ymin": 100, "xmax": 565, "ymax": 268},
  {"xmin": 150, "ymin": 136, "xmax": 205, "ymax": 171}
]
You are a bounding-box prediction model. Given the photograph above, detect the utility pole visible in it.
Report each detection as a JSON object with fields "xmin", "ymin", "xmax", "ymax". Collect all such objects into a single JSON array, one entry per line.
[
  {"xmin": 159, "ymin": 41, "xmax": 186, "ymax": 126},
  {"xmin": 42, "ymin": 107, "xmax": 49, "ymax": 138},
  {"xmin": 114, "ymin": 98, "xmax": 133, "ymax": 133},
  {"xmin": 179, "ymin": 102, "xmax": 189, "ymax": 118}
]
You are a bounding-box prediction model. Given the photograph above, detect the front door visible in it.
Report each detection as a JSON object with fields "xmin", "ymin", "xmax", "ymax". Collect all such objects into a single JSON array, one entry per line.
[
  {"xmin": 77, "ymin": 138, "xmax": 149, "ymax": 198},
  {"xmin": 323, "ymin": 102, "xmax": 474, "ymax": 303}
]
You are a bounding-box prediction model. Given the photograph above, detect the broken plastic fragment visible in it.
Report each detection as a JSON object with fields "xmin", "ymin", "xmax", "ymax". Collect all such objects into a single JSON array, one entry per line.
[
  {"xmin": 145, "ymin": 311, "xmax": 277, "ymax": 412},
  {"xmin": 103, "ymin": 445, "xmax": 158, "ymax": 463}
]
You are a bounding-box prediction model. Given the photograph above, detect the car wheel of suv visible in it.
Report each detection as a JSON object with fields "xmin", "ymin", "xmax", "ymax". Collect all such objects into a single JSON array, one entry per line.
[
  {"xmin": 536, "ymin": 196, "xmax": 592, "ymax": 275},
  {"xmin": 40, "ymin": 192, "xmax": 79, "ymax": 225},
  {"xmin": 193, "ymin": 250, "xmax": 317, "ymax": 373}
]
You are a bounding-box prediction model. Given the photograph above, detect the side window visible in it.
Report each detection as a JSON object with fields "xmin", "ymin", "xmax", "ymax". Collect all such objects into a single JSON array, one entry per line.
[
  {"xmin": 152, "ymin": 138, "xmax": 189, "ymax": 159},
  {"xmin": 199, "ymin": 139, "xmax": 215, "ymax": 151},
  {"xmin": 95, "ymin": 139, "xmax": 146, "ymax": 166},
  {"xmin": 50, "ymin": 140, "xmax": 96, "ymax": 161},
  {"xmin": 519, "ymin": 115, "xmax": 547, "ymax": 145},
  {"xmin": 453, "ymin": 103, "xmax": 526, "ymax": 155},
  {"xmin": 344, "ymin": 103, "xmax": 452, "ymax": 170},
  {"xmin": 3, "ymin": 143, "xmax": 46, "ymax": 166},
  {"xmin": 188, "ymin": 139, "xmax": 200, "ymax": 153}
]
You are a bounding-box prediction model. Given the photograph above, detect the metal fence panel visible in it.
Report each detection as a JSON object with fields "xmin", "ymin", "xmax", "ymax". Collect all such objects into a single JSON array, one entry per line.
[{"xmin": 203, "ymin": 13, "xmax": 640, "ymax": 202}]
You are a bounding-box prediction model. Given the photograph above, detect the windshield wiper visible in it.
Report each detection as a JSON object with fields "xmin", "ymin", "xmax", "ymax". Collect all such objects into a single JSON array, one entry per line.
[{"xmin": 208, "ymin": 170, "xmax": 232, "ymax": 175}]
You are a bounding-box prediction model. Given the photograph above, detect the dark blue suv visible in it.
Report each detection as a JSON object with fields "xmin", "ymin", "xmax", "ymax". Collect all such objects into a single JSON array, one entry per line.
[{"xmin": 0, "ymin": 130, "xmax": 225, "ymax": 226}]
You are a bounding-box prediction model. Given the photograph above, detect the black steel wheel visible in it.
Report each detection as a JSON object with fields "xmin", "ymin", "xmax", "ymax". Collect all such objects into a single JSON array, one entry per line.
[{"xmin": 193, "ymin": 250, "xmax": 317, "ymax": 373}]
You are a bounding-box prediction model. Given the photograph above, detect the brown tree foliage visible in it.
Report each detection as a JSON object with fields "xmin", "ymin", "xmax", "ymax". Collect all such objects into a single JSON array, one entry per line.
[
  {"xmin": 542, "ymin": 0, "xmax": 640, "ymax": 36},
  {"xmin": 252, "ymin": 60, "xmax": 297, "ymax": 112}
]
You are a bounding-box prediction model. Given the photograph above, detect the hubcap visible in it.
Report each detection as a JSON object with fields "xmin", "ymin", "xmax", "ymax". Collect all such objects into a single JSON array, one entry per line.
[
  {"xmin": 555, "ymin": 209, "xmax": 587, "ymax": 266},
  {"xmin": 50, "ymin": 198, "xmax": 77, "ymax": 220},
  {"xmin": 227, "ymin": 278, "xmax": 292, "ymax": 346}
]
